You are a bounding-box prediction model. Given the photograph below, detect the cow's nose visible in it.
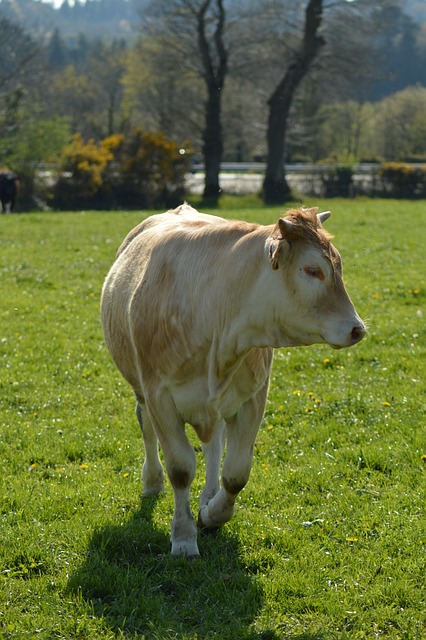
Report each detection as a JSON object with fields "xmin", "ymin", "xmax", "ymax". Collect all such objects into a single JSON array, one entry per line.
[{"xmin": 351, "ymin": 324, "xmax": 366, "ymax": 344}]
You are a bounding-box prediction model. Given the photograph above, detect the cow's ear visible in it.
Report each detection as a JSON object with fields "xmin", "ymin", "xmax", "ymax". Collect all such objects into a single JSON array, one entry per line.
[
  {"xmin": 317, "ymin": 210, "xmax": 331, "ymax": 224},
  {"xmin": 270, "ymin": 241, "xmax": 282, "ymax": 270},
  {"xmin": 270, "ymin": 219, "xmax": 293, "ymax": 269}
]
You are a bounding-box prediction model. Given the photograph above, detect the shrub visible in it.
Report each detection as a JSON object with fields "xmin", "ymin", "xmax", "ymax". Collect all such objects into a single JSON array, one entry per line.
[
  {"xmin": 377, "ymin": 162, "xmax": 426, "ymax": 198},
  {"xmin": 54, "ymin": 129, "xmax": 191, "ymax": 210},
  {"xmin": 53, "ymin": 133, "xmax": 122, "ymax": 208},
  {"xmin": 321, "ymin": 165, "xmax": 354, "ymax": 197},
  {"xmin": 111, "ymin": 129, "xmax": 192, "ymax": 209}
]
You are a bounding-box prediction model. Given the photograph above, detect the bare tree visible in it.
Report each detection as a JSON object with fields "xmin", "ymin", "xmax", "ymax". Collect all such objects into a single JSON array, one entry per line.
[
  {"xmin": 142, "ymin": 0, "xmax": 228, "ymax": 204},
  {"xmin": 197, "ymin": 0, "xmax": 228, "ymax": 202},
  {"xmin": 263, "ymin": 0, "xmax": 325, "ymax": 204}
]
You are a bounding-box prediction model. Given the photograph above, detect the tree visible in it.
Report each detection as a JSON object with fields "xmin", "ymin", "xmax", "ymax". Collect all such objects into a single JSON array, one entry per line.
[
  {"xmin": 48, "ymin": 65, "xmax": 97, "ymax": 137},
  {"xmin": 143, "ymin": 0, "xmax": 228, "ymax": 204},
  {"xmin": 0, "ymin": 17, "xmax": 41, "ymax": 94},
  {"xmin": 371, "ymin": 86, "xmax": 426, "ymax": 161},
  {"xmin": 86, "ymin": 39, "xmax": 127, "ymax": 137},
  {"xmin": 46, "ymin": 27, "xmax": 68, "ymax": 70},
  {"xmin": 262, "ymin": 0, "xmax": 325, "ymax": 204},
  {"xmin": 7, "ymin": 112, "xmax": 70, "ymax": 208},
  {"xmin": 368, "ymin": 1, "xmax": 424, "ymax": 100},
  {"xmin": 123, "ymin": 35, "xmax": 204, "ymax": 141},
  {"xmin": 0, "ymin": 16, "xmax": 62, "ymax": 207},
  {"xmin": 197, "ymin": 0, "xmax": 228, "ymax": 202}
]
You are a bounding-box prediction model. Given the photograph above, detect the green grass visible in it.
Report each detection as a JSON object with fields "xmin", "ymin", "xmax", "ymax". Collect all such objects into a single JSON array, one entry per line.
[{"xmin": 0, "ymin": 197, "xmax": 425, "ymax": 639}]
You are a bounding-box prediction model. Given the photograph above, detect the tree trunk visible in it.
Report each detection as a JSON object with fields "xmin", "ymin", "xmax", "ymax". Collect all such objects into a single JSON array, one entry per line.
[
  {"xmin": 197, "ymin": 0, "xmax": 227, "ymax": 206},
  {"xmin": 263, "ymin": 0, "xmax": 325, "ymax": 204},
  {"xmin": 203, "ymin": 86, "xmax": 223, "ymax": 201}
]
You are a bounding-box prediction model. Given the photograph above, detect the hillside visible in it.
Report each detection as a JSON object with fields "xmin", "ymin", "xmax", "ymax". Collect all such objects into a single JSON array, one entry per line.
[
  {"xmin": 0, "ymin": 0, "xmax": 425, "ymax": 43},
  {"xmin": 0, "ymin": 0, "xmax": 148, "ymax": 40}
]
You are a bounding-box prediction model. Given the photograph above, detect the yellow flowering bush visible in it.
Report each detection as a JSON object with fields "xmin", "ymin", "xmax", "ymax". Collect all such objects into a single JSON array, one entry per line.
[{"xmin": 54, "ymin": 130, "xmax": 191, "ymax": 209}]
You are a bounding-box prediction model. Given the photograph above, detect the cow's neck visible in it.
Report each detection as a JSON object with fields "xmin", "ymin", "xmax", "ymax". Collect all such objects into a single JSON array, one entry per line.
[{"xmin": 225, "ymin": 258, "xmax": 301, "ymax": 354}]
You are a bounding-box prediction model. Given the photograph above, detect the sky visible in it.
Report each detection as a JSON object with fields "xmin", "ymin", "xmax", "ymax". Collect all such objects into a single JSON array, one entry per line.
[{"xmin": 39, "ymin": 0, "xmax": 75, "ymax": 7}]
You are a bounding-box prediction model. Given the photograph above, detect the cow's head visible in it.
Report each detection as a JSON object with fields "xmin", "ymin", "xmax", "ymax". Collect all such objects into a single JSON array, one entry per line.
[{"xmin": 269, "ymin": 207, "xmax": 366, "ymax": 349}]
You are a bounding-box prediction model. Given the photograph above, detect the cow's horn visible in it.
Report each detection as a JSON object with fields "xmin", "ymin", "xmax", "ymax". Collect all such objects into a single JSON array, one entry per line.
[{"xmin": 317, "ymin": 211, "xmax": 331, "ymax": 224}]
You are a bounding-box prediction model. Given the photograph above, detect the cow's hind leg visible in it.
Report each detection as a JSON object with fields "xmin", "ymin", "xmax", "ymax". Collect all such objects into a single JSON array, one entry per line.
[
  {"xmin": 198, "ymin": 383, "xmax": 268, "ymax": 530},
  {"xmin": 136, "ymin": 399, "xmax": 165, "ymax": 495},
  {"xmin": 147, "ymin": 393, "xmax": 199, "ymax": 557}
]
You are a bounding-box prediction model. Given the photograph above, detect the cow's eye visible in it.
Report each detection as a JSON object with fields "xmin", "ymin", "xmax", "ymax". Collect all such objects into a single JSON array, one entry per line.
[{"xmin": 304, "ymin": 265, "xmax": 324, "ymax": 280}]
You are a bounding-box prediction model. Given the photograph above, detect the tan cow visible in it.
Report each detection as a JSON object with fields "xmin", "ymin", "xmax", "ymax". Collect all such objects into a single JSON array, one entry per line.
[{"xmin": 101, "ymin": 203, "xmax": 365, "ymax": 557}]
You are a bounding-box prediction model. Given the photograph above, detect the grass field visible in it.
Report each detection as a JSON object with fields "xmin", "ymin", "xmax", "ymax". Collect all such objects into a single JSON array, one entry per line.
[{"xmin": 0, "ymin": 197, "xmax": 425, "ymax": 639}]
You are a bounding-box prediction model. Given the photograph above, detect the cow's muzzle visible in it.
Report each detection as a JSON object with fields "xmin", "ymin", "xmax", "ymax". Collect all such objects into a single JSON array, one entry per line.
[{"xmin": 329, "ymin": 320, "xmax": 366, "ymax": 349}]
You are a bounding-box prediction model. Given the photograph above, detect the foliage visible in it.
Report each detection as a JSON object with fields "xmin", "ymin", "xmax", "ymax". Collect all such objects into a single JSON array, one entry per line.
[
  {"xmin": 54, "ymin": 133, "xmax": 121, "ymax": 208},
  {"xmin": 321, "ymin": 165, "xmax": 354, "ymax": 197},
  {"xmin": 369, "ymin": 86, "xmax": 426, "ymax": 162},
  {"xmin": 112, "ymin": 128, "xmax": 192, "ymax": 208},
  {"xmin": 3, "ymin": 2, "xmax": 426, "ymax": 207},
  {"xmin": 0, "ymin": 98, "xmax": 70, "ymax": 208},
  {"xmin": 377, "ymin": 162, "xmax": 426, "ymax": 198},
  {"xmin": 0, "ymin": 199, "xmax": 425, "ymax": 639},
  {"xmin": 54, "ymin": 129, "xmax": 191, "ymax": 210}
]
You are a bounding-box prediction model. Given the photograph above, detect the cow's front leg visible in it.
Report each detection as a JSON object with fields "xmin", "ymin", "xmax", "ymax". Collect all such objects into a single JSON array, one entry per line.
[
  {"xmin": 199, "ymin": 420, "xmax": 226, "ymax": 509},
  {"xmin": 147, "ymin": 395, "xmax": 199, "ymax": 557},
  {"xmin": 198, "ymin": 384, "xmax": 268, "ymax": 530}
]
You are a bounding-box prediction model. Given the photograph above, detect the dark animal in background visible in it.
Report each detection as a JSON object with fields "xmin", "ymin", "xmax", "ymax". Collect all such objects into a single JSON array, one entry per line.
[{"xmin": 0, "ymin": 170, "xmax": 19, "ymax": 213}]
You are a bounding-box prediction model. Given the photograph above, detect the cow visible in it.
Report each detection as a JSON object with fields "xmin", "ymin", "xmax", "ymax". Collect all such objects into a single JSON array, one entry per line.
[
  {"xmin": 101, "ymin": 203, "xmax": 366, "ymax": 557},
  {"xmin": 0, "ymin": 170, "xmax": 19, "ymax": 213}
]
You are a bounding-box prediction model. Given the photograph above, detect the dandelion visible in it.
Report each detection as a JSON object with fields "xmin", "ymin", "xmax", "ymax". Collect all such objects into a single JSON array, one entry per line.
[
  {"xmin": 267, "ymin": 424, "xmax": 274, "ymax": 430},
  {"xmin": 346, "ymin": 537, "xmax": 358, "ymax": 543},
  {"xmin": 293, "ymin": 389, "xmax": 301, "ymax": 395},
  {"xmin": 381, "ymin": 401, "xmax": 391, "ymax": 406},
  {"xmin": 123, "ymin": 472, "xmax": 129, "ymax": 478},
  {"xmin": 79, "ymin": 463, "xmax": 88, "ymax": 470}
]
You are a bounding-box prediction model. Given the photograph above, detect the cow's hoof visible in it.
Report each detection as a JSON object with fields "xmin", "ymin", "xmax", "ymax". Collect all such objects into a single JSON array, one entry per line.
[
  {"xmin": 197, "ymin": 509, "xmax": 207, "ymax": 529},
  {"xmin": 197, "ymin": 505, "xmax": 220, "ymax": 533},
  {"xmin": 185, "ymin": 554, "xmax": 201, "ymax": 562},
  {"xmin": 171, "ymin": 539, "xmax": 199, "ymax": 558}
]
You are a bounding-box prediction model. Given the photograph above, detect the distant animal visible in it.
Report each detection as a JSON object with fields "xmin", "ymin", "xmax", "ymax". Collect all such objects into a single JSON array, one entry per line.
[
  {"xmin": 0, "ymin": 170, "xmax": 19, "ymax": 213},
  {"xmin": 101, "ymin": 203, "xmax": 366, "ymax": 557}
]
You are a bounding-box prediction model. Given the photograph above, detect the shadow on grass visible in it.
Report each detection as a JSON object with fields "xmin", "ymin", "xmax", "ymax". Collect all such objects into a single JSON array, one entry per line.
[{"xmin": 68, "ymin": 495, "xmax": 278, "ymax": 639}]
